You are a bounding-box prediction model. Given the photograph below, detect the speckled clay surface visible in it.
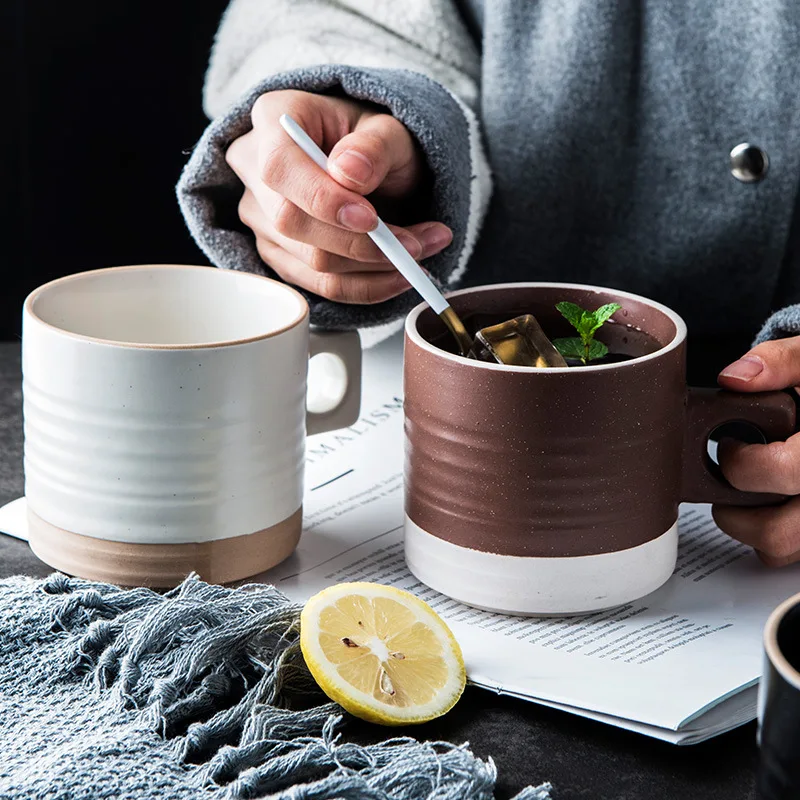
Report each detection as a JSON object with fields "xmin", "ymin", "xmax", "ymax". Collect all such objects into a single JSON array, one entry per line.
[{"xmin": 404, "ymin": 283, "xmax": 796, "ymax": 559}]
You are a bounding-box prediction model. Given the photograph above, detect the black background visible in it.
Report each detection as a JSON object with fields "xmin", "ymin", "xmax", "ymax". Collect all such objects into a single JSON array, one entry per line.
[{"xmin": 2, "ymin": 0, "xmax": 230, "ymax": 341}]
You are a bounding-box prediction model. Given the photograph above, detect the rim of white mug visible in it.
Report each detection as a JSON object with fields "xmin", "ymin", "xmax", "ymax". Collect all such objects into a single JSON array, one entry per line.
[
  {"xmin": 405, "ymin": 281, "xmax": 688, "ymax": 373},
  {"xmin": 23, "ymin": 264, "xmax": 309, "ymax": 350},
  {"xmin": 763, "ymin": 590, "xmax": 800, "ymax": 690}
]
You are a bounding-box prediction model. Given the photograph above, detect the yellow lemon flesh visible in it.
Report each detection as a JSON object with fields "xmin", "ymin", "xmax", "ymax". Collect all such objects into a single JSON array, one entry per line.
[{"xmin": 300, "ymin": 582, "xmax": 466, "ymax": 725}]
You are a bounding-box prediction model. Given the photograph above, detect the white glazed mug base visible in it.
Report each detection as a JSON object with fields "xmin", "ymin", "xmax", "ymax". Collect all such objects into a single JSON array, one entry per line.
[{"xmin": 404, "ymin": 515, "xmax": 678, "ymax": 616}]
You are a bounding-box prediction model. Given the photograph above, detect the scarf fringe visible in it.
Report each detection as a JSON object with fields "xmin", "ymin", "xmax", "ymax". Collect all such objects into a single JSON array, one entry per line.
[{"xmin": 39, "ymin": 573, "xmax": 550, "ymax": 800}]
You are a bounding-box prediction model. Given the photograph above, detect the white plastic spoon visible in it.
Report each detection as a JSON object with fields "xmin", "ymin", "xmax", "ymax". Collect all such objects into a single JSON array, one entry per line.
[{"xmin": 278, "ymin": 114, "xmax": 473, "ymax": 355}]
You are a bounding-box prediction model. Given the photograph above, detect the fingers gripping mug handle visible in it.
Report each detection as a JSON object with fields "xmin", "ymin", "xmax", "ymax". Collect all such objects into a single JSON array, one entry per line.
[
  {"xmin": 306, "ymin": 331, "xmax": 362, "ymax": 436},
  {"xmin": 681, "ymin": 388, "xmax": 797, "ymax": 505}
]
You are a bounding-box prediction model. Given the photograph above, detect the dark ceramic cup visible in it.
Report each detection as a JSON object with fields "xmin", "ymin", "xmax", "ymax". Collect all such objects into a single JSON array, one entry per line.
[
  {"xmin": 758, "ymin": 592, "xmax": 800, "ymax": 799},
  {"xmin": 404, "ymin": 283, "xmax": 797, "ymax": 614}
]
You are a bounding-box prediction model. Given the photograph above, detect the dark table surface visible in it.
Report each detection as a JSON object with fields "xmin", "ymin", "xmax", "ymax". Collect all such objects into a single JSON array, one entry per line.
[{"xmin": 0, "ymin": 341, "xmax": 759, "ymax": 799}]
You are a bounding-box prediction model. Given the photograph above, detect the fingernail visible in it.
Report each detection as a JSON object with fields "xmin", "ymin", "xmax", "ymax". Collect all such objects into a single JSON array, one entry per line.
[
  {"xmin": 417, "ymin": 225, "xmax": 453, "ymax": 256},
  {"xmin": 338, "ymin": 203, "xmax": 377, "ymax": 232},
  {"xmin": 719, "ymin": 356, "xmax": 764, "ymax": 382},
  {"xmin": 332, "ymin": 150, "xmax": 373, "ymax": 185},
  {"xmin": 394, "ymin": 231, "xmax": 422, "ymax": 259}
]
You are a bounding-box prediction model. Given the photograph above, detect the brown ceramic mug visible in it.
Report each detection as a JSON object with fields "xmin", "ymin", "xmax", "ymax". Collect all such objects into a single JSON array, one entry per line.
[{"xmin": 403, "ymin": 283, "xmax": 797, "ymax": 615}]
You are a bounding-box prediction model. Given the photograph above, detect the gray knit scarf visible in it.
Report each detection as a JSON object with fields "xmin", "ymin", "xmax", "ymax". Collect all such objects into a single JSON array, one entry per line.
[{"xmin": 0, "ymin": 574, "xmax": 551, "ymax": 799}]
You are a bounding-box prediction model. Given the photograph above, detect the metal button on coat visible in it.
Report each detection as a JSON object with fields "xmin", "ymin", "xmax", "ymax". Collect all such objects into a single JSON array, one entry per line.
[{"xmin": 730, "ymin": 143, "xmax": 769, "ymax": 183}]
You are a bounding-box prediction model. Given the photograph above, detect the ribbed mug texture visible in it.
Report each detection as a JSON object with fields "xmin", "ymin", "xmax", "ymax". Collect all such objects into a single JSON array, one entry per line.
[{"xmin": 404, "ymin": 283, "xmax": 686, "ymax": 558}]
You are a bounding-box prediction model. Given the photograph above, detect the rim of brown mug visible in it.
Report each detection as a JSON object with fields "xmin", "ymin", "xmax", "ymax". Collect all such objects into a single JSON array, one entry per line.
[
  {"xmin": 23, "ymin": 264, "xmax": 310, "ymax": 350},
  {"xmin": 763, "ymin": 590, "xmax": 800, "ymax": 691},
  {"xmin": 405, "ymin": 281, "xmax": 688, "ymax": 372}
]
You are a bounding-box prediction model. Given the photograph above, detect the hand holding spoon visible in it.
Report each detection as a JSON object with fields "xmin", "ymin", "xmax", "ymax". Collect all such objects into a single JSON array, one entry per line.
[{"xmin": 279, "ymin": 114, "xmax": 473, "ymax": 355}]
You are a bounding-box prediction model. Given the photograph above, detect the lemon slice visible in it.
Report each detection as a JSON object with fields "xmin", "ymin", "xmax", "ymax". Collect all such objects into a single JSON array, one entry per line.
[{"xmin": 300, "ymin": 582, "xmax": 466, "ymax": 725}]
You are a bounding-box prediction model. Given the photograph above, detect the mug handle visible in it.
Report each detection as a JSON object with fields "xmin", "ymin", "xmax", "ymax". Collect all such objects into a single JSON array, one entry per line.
[
  {"xmin": 680, "ymin": 388, "xmax": 797, "ymax": 505},
  {"xmin": 306, "ymin": 330, "xmax": 362, "ymax": 436}
]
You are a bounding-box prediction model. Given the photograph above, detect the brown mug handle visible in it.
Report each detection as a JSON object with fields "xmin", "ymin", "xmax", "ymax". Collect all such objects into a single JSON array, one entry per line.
[{"xmin": 681, "ymin": 388, "xmax": 798, "ymax": 505}]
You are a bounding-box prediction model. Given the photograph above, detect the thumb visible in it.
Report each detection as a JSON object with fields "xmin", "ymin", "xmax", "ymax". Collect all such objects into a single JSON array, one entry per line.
[
  {"xmin": 327, "ymin": 113, "xmax": 423, "ymax": 197},
  {"xmin": 718, "ymin": 337, "xmax": 800, "ymax": 392}
]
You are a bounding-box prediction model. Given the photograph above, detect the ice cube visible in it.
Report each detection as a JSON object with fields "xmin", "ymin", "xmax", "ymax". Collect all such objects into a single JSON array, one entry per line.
[{"xmin": 469, "ymin": 314, "xmax": 567, "ymax": 368}]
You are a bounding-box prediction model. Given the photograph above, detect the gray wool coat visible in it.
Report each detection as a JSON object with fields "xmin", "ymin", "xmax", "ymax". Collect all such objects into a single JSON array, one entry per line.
[{"xmin": 177, "ymin": 0, "xmax": 800, "ymax": 373}]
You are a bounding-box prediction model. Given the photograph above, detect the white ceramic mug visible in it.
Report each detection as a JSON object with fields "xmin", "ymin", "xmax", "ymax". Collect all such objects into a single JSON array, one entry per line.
[{"xmin": 22, "ymin": 265, "xmax": 361, "ymax": 586}]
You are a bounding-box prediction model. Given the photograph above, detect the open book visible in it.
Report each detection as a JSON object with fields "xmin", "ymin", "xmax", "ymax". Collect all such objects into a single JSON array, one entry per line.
[{"xmin": 2, "ymin": 334, "xmax": 798, "ymax": 744}]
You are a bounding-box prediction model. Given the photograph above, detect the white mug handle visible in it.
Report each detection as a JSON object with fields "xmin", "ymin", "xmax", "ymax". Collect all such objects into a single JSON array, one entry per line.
[{"xmin": 306, "ymin": 330, "xmax": 362, "ymax": 435}]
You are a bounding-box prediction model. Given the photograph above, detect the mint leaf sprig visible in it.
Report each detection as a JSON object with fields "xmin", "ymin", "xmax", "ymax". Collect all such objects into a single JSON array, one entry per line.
[{"xmin": 553, "ymin": 301, "xmax": 622, "ymax": 365}]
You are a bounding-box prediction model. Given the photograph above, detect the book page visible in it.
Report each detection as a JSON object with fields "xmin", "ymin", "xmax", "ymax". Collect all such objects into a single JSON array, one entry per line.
[
  {"xmin": 522, "ymin": 685, "xmax": 758, "ymax": 745},
  {"xmin": 0, "ymin": 498, "xmax": 26, "ymax": 541},
  {"xmin": 264, "ymin": 334, "xmax": 800, "ymax": 736}
]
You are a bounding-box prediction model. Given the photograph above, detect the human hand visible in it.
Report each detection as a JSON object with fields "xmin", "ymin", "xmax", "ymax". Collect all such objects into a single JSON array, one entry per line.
[
  {"xmin": 714, "ymin": 338, "xmax": 800, "ymax": 566},
  {"xmin": 225, "ymin": 90, "xmax": 453, "ymax": 304}
]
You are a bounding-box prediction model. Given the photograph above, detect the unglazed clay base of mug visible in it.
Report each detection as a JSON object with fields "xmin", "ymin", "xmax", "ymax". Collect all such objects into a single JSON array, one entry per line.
[
  {"xmin": 27, "ymin": 507, "xmax": 302, "ymax": 588},
  {"xmin": 404, "ymin": 516, "xmax": 677, "ymax": 615}
]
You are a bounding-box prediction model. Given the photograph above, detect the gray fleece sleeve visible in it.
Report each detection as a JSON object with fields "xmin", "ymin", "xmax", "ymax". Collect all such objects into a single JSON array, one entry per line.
[
  {"xmin": 754, "ymin": 305, "xmax": 800, "ymax": 345},
  {"xmin": 177, "ymin": 66, "xmax": 490, "ymax": 341},
  {"xmin": 177, "ymin": 0, "xmax": 490, "ymax": 343}
]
